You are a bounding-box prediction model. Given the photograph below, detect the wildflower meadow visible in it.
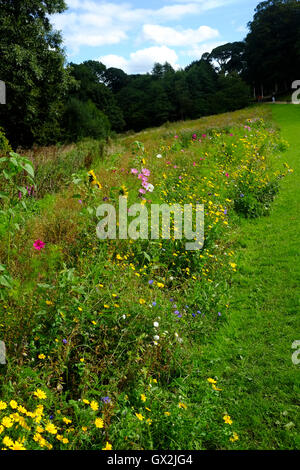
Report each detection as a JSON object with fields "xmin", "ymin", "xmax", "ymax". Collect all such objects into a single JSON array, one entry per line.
[{"xmin": 0, "ymin": 104, "xmax": 298, "ymax": 451}]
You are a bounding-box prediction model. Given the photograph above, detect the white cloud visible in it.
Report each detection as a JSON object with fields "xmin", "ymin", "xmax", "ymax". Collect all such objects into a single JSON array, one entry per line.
[
  {"xmin": 143, "ymin": 24, "xmax": 219, "ymax": 47},
  {"xmin": 98, "ymin": 54, "xmax": 128, "ymax": 70},
  {"xmin": 186, "ymin": 41, "xmax": 224, "ymax": 60},
  {"xmin": 99, "ymin": 46, "xmax": 180, "ymax": 74},
  {"xmin": 53, "ymin": 1, "xmax": 232, "ymax": 55}
]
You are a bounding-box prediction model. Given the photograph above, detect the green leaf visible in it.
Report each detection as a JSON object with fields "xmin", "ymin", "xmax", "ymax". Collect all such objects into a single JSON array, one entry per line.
[
  {"xmin": 0, "ymin": 192, "xmax": 8, "ymax": 199},
  {"xmin": 23, "ymin": 163, "xmax": 34, "ymax": 178},
  {"xmin": 0, "ymin": 275, "xmax": 13, "ymax": 288}
]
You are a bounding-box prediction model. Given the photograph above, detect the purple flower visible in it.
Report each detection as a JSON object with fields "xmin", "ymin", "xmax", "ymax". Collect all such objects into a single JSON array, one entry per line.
[
  {"xmin": 148, "ymin": 280, "xmax": 154, "ymax": 285},
  {"xmin": 240, "ymin": 193, "xmax": 245, "ymax": 198},
  {"xmin": 218, "ymin": 312, "xmax": 222, "ymax": 317},
  {"xmin": 101, "ymin": 396, "xmax": 111, "ymax": 404},
  {"xmin": 63, "ymin": 339, "xmax": 67, "ymax": 344},
  {"xmin": 152, "ymin": 301, "xmax": 157, "ymax": 307}
]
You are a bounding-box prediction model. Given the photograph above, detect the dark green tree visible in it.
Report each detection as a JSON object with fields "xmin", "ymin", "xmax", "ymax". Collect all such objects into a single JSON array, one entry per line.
[
  {"xmin": 69, "ymin": 61, "xmax": 125, "ymax": 132},
  {"xmin": 245, "ymin": 0, "xmax": 300, "ymax": 97},
  {"xmin": 0, "ymin": 0, "xmax": 71, "ymax": 147}
]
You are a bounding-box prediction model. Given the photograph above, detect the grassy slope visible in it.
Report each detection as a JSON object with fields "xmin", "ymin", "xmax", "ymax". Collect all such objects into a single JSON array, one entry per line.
[{"xmin": 199, "ymin": 105, "xmax": 300, "ymax": 449}]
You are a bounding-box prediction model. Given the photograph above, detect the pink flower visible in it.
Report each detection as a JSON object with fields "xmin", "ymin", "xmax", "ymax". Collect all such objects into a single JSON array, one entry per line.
[
  {"xmin": 139, "ymin": 188, "xmax": 146, "ymax": 194},
  {"xmin": 33, "ymin": 240, "xmax": 45, "ymax": 251},
  {"xmin": 131, "ymin": 168, "xmax": 138, "ymax": 174},
  {"xmin": 175, "ymin": 135, "xmax": 178, "ymax": 139},
  {"xmin": 193, "ymin": 162, "xmax": 196, "ymax": 166},
  {"xmin": 141, "ymin": 168, "xmax": 150, "ymax": 177},
  {"xmin": 225, "ymin": 173, "xmax": 229, "ymax": 178}
]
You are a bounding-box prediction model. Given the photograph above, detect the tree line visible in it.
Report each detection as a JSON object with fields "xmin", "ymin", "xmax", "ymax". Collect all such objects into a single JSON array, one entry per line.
[{"xmin": 0, "ymin": 0, "xmax": 299, "ymax": 148}]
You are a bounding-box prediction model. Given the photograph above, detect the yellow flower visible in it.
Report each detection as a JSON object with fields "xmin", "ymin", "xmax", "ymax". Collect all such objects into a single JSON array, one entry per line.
[
  {"xmin": 83, "ymin": 399, "xmax": 90, "ymax": 405},
  {"xmin": 223, "ymin": 415, "xmax": 233, "ymax": 425},
  {"xmin": 3, "ymin": 436, "xmax": 14, "ymax": 447},
  {"xmin": 230, "ymin": 263, "xmax": 237, "ymax": 269},
  {"xmin": 18, "ymin": 405, "xmax": 27, "ymax": 414},
  {"xmin": 2, "ymin": 417, "xmax": 13, "ymax": 428},
  {"xmin": 156, "ymin": 282, "xmax": 164, "ymax": 288},
  {"xmin": 230, "ymin": 432, "xmax": 239, "ymax": 442},
  {"xmin": 207, "ymin": 378, "xmax": 217, "ymax": 384},
  {"xmin": 33, "ymin": 389, "xmax": 47, "ymax": 400},
  {"xmin": 139, "ymin": 298, "xmax": 146, "ymax": 305},
  {"xmin": 140, "ymin": 394, "xmax": 146, "ymax": 402},
  {"xmin": 0, "ymin": 401, "xmax": 7, "ymax": 410},
  {"xmin": 95, "ymin": 418, "xmax": 104, "ymax": 429},
  {"xmin": 212, "ymin": 384, "xmax": 222, "ymax": 391},
  {"xmin": 135, "ymin": 413, "xmax": 144, "ymax": 421},
  {"xmin": 179, "ymin": 402, "xmax": 187, "ymax": 409},
  {"xmin": 10, "ymin": 440, "xmax": 26, "ymax": 450},
  {"xmin": 63, "ymin": 417, "xmax": 72, "ymax": 424},
  {"xmin": 9, "ymin": 400, "xmax": 18, "ymax": 409},
  {"xmin": 38, "ymin": 354, "xmax": 46, "ymax": 360},
  {"xmin": 62, "ymin": 438, "xmax": 69, "ymax": 444},
  {"xmin": 82, "ymin": 426, "xmax": 87, "ymax": 432},
  {"xmin": 45, "ymin": 422, "xmax": 58, "ymax": 434},
  {"xmin": 102, "ymin": 441, "xmax": 112, "ymax": 450},
  {"xmin": 90, "ymin": 400, "xmax": 99, "ymax": 411},
  {"xmin": 45, "ymin": 300, "xmax": 53, "ymax": 306}
]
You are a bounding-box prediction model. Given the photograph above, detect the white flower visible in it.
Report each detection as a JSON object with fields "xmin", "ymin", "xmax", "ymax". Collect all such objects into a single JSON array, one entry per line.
[
  {"xmin": 156, "ymin": 154, "xmax": 163, "ymax": 159},
  {"xmin": 153, "ymin": 335, "xmax": 160, "ymax": 341},
  {"xmin": 122, "ymin": 314, "xmax": 126, "ymax": 319},
  {"xmin": 146, "ymin": 183, "xmax": 154, "ymax": 192},
  {"xmin": 153, "ymin": 322, "xmax": 159, "ymax": 328}
]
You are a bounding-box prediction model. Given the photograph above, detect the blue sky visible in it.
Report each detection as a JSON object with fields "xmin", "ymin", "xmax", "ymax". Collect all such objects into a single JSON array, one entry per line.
[{"xmin": 52, "ymin": 0, "xmax": 259, "ymax": 73}]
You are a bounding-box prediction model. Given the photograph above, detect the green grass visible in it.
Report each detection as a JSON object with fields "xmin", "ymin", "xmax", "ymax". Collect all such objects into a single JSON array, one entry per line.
[{"xmin": 195, "ymin": 105, "xmax": 300, "ymax": 449}]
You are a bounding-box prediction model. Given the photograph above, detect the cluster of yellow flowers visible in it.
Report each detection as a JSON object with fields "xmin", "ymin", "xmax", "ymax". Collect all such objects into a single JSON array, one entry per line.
[{"xmin": 0, "ymin": 391, "xmax": 112, "ymax": 451}]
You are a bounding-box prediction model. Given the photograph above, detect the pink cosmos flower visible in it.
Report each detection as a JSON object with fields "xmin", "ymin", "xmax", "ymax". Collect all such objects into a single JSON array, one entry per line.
[
  {"xmin": 139, "ymin": 188, "xmax": 146, "ymax": 194},
  {"xmin": 131, "ymin": 168, "xmax": 138, "ymax": 174},
  {"xmin": 141, "ymin": 168, "xmax": 150, "ymax": 177},
  {"xmin": 225, "ymin": 173, "xmax": 229, "ymax": 178},
  {"xmin": 33, "ymin": 240, "xmax": 45, "ymax": 251}
]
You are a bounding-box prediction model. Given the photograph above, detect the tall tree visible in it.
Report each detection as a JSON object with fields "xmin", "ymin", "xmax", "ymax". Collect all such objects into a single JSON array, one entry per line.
[
  {"xmin": 0, "ymin": 0, "xmax": 71, "ymax": 147},
  {"xmin": 245, "ymin": 0, "xmax": 300, "ymax": 96}
]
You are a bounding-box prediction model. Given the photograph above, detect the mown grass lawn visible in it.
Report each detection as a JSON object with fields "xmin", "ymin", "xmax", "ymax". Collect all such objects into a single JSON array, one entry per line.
[{"xmin": 195, "ymin": 104, "xmax": 300, "ymax": 449}]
